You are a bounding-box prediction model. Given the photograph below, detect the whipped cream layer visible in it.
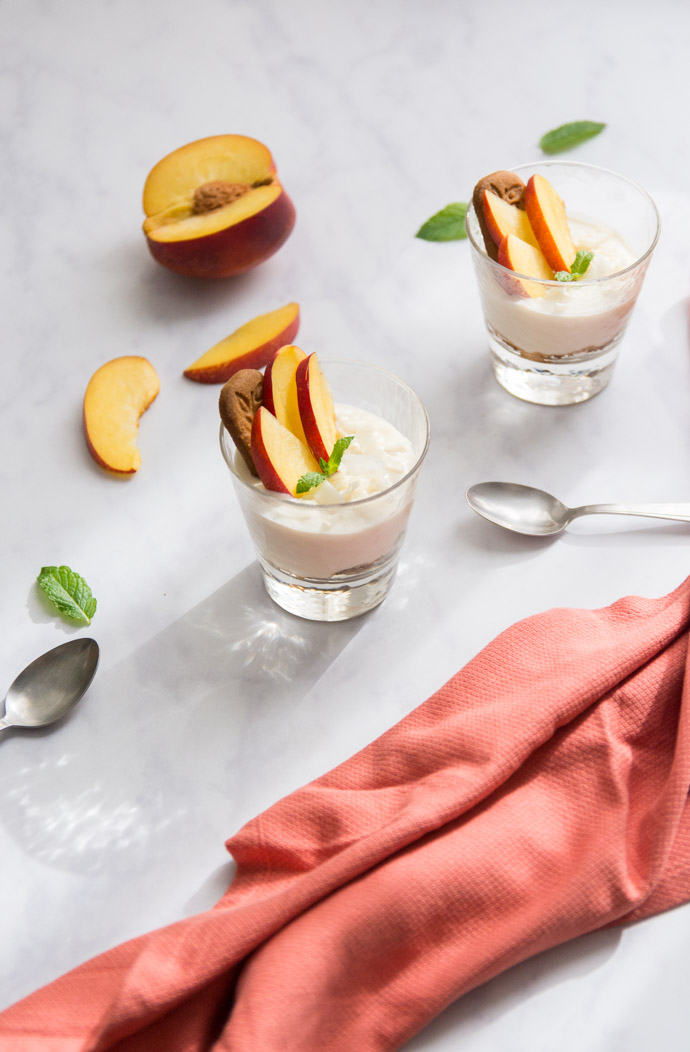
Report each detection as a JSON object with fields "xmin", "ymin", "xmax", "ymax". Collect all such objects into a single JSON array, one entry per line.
[
  {"xmin": 234, "ymin": 404, "xmax": 420, "ymax": 579},
  {"xmin": 301, "ymin": 403, "xmax": 416, "ymax": 505},
  {"xmin": 482, "ymin": 217, "xmax": 642, "ymax": 359}
]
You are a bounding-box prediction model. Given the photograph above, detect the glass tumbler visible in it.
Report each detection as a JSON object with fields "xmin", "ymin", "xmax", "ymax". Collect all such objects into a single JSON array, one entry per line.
[
  {"xmin": 467, "ymin": 161, "xmax": 660, "ymax": 406},
  {"xmin": 220, "ymin": 360, "xmax": 430, "ymax": 621}
]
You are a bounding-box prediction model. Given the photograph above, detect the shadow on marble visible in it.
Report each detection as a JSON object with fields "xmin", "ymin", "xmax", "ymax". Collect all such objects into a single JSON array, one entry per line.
[
  {"xmin": 406, "ymin": 926, "xmax": 621, "ymax": 1050},
  {"xmin": 456, "ymin": 511, "xmax": 558, "ymax": 560},
  {"xmin": 661, "ymin": 294, "xmax": 689, "ymax": 350},
  {"xmin": 117, "ymin": 241, "xmax": 265, "ymax": 323},
  {"xmin": 459, "ymin": 505, "xmax": 689, "ymax": 557},
  {"xmin": 562, "ymin": 521, "xmax": 690, "ymax": 546},
  {"xmin": 183, "ymin": 860, "xmax": 237, "ymax": 917},
  {"xmin": 0, "ymin": 565, "xmax": 364, "ymax": 878},
  {"xmin": 433, "ymin": 345, "xmax": 614, "ymax": 504},
  {"xmin": 25, "ymin": 582, "xmax": 87, "ymax": 631}
]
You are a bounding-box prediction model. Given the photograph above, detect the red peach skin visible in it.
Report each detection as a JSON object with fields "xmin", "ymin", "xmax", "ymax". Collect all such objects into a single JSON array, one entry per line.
[
  {"xmin": 183, "ymin": 303, "xmax": 300, "ymax": 384},
  {"xmin": 524, "ymin": 173, "xmax": 576, "ymax": 273},
  {"xmin": 295, "ymin": 353, "xmax": 339, "ymax": 462}
]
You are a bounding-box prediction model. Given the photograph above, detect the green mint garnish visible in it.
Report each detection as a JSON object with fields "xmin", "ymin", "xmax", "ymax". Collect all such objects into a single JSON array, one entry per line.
[
  {"xmin": 296, "ymin": 436, "xmax": 354, "ymax": 494},
  {"xmin": 322, "ymin": 435, "xmax": 354, "ymax": 473},
  {"xmin": 570, "ymin": 250, "xmax": 594, "ymax": 276},
  {"xmin": 555, "ymin": 250, "xmax": 595, "ymax": 282},
  {"xmin": 416, "ymin": 202, "xmax": 468, "ymax": 241},
  {"xmin": 296, "ymin": 471, "xmax": 328, "ymax": 494},
  {"xmin": 37, "ymin": 565, "xmax": 97, "ymax": 625},
  {"xmin": 540, "ymin": 121, "xmax": 606, "ymax": 155}
]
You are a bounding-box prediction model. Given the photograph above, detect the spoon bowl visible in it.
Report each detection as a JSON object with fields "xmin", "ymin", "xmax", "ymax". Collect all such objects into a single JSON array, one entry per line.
[
  {"xmin": 466, "ymin": 482, "xmax": 690, "ymax": 536},
  {"xmin": 1, "ymin": 638, "xmax": 99, "ymax": 732},
  {"xmin": 467, "ymin": 483, "xmax": 572, "ymax": 535}
]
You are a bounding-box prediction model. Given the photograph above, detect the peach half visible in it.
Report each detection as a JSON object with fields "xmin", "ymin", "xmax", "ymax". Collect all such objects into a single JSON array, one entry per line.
[
  {"xmin": 295, "ymin": 353, "xmax": 338, "ymax": 463},
  {"xmin": 83, "ymin": 357, "xmax": 159, "ymax": 474},
  {"xmin": 142, "ymin": 135, "xmax": 296, "ymax": 278},
  {"xmin": 498, "ymin": 234, "xmax": 554, "ymax": 298},
  {"xmin": 251, "ymin": 407, "xmax": 318, "ymax": 496},
  {"xmin": 184, "ymin": 302, "xmax": 300, "ymax": 383},
  {"xmin": 524, "ymin": 173, "xmax": 576, "ymax": 273}
]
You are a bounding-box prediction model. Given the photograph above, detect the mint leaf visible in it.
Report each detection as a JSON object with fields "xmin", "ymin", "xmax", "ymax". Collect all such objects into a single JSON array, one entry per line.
[
  {"xmin": 555, "ymin": 251, "xmax": 595, "ymax": 283},
  {"xmin": 325, "ymin": 435, "xmax": 354, "ymax": 473},
  {"xmin": 540, "ymin": 121, "xmax": 606, "ymax": 154},
  {"xmin": 571, "ymin": 250, "xmax": 594, "ymax": 276},
  {"xmin": 296, "ymin": 436, "xmax": 355, "ymax": 494},
  {"xmin": 37, "ymin": 565, "xmax": 97, "ymax": 625},
  {"xmin": 296, "ymin": 472, "xmax": 328, "ymax": 494},
  {"xmin": 416, "ymin": 202, "xmax": 468, "ymax": 242}
]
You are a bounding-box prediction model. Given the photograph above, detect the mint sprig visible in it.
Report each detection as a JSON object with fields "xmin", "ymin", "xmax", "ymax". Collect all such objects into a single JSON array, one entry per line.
[
  {"xmin": 540, "ymin": 121, "xmax": 606, "ymax": 154},
  {"xmin": 296, "ymin": 436, "xmax": 354, "ymax": 494},
  {"xmin": 416, "ymin": 202, "xmax": 468, "ymax": 241},
  {"xmin": 555, "ymin": 250, "xmax": 595, "ymax": 282},
  {"xmin": 296, "ymin": 471, "xmax": 329, "ymax": 493},
  {"xmin": 37, "ymin": 565, "xmax": 97, "ymax": 625},
  {"xmin": 571, "ymin": 250, "xmax": 594, "ymax": 276}
]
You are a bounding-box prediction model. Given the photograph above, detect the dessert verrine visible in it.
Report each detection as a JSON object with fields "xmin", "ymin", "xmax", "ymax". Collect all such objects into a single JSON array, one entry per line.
[
  {"xmin": 467, "ymin": 162, "xmax": 659, "ymax": 405},
  {"xmin": 219, "ymin": 350, "xmax": 429, "ymax": 621},
  {"xmin": 232, "ymin": 400, "xmax": 418, "ymax": 579}
]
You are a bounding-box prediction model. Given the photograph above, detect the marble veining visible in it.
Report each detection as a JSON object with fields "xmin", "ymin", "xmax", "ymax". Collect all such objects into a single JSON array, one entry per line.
[{"xmin": 2, "ymin": 0, "xmax": 690, "ymax": 1045}]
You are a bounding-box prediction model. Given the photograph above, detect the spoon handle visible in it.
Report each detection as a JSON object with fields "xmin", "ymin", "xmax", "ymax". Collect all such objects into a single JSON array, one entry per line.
[
  {"xmin": 573, "ymin": 503, "xmax": 690, "ymax": 524},
  {"xmin": 0, "ymin": 716, "xmax": 11, "ymax": 733}
]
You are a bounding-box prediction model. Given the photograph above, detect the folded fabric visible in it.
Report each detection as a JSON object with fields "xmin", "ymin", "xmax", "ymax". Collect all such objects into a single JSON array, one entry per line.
[{"xmin": 2, "ymin": 578, "xmax": 690, "ymax": 1051}]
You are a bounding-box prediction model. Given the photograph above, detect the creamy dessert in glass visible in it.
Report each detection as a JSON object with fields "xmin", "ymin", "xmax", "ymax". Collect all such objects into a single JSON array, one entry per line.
[
  {"xmin": 219, "ymin": 354, "xmax": 429, "ymax": 621},
  {"xmin": 466, "ymin": 162, "xmax": 660, "ymax": 405}
]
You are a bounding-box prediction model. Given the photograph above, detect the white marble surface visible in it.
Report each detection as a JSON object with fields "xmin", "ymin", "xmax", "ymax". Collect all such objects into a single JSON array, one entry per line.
[{"xmin": 2, "ymin": 0, "xmax": 690, "ymax": 1045}]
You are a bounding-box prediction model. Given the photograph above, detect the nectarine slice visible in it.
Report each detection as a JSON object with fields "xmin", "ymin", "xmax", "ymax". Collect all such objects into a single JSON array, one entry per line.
[
  {"xmin": 184, "ymin": 303, "xmax": 300, "ymax": 384},
  {"xmin": 142, "ymin": 135, "xmax": 296, "ymax": 278},
  {"xmin": 251, "ymin": 407, "xmax": 319, "ymax": 496},
  {"xmin": 482, "ymin": 190, "xmax": 539, "ymax": 249},
  {"xmin": 83, "ymin": 357, "xmax": 159, "ymax": 475},
  {"xmin": 295, "ymin": 353, "xmax": 338, "ymax": 463},
  {"xmin": 472, "ymin": 170, "xmax": 527, "ymax": 259},
  {"xmin": 524, "ymin": 174, "xmax": 576, "ymax": 273},
  {"xmin": 498, "ymin": 234, "xmax": 554, "ymax": 298},
  {"xmin": 262, "ymin": 344, "xmax": 316, "ymax": 461}
]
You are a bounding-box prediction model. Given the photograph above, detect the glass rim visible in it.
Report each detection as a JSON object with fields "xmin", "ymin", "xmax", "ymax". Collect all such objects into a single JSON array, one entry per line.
[
  {"xmin": 466, "ymin": 159, "xmax": 661, "ymax": 287},
  {"xmin": 219, "ymin": 358, "xmax": 431, "ymax": 510}
]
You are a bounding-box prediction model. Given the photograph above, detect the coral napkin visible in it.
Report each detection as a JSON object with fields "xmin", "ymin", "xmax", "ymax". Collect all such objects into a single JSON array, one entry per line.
[{"xmin": 2, "ymin": 579, "xmax": 690, "ymax": 1051}]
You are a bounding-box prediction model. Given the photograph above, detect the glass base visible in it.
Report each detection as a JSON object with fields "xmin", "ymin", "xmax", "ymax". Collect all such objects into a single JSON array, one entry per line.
[
  {"xmin": 489, "ymin": 333, "xmax": 620, "ymax": 406},
  {"xmin": 258, "ymin": 556, "xmax": 398, "ymax": 621}
]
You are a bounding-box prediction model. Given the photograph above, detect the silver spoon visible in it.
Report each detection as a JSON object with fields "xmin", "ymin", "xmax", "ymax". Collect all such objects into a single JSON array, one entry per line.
[
  {"xmin": 466, "ymin": 482, "xmax": 690, "ymax": 537},
  {"xmin": 1, "ymin": 638, "xmax": 99, "ymax": 734}
]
